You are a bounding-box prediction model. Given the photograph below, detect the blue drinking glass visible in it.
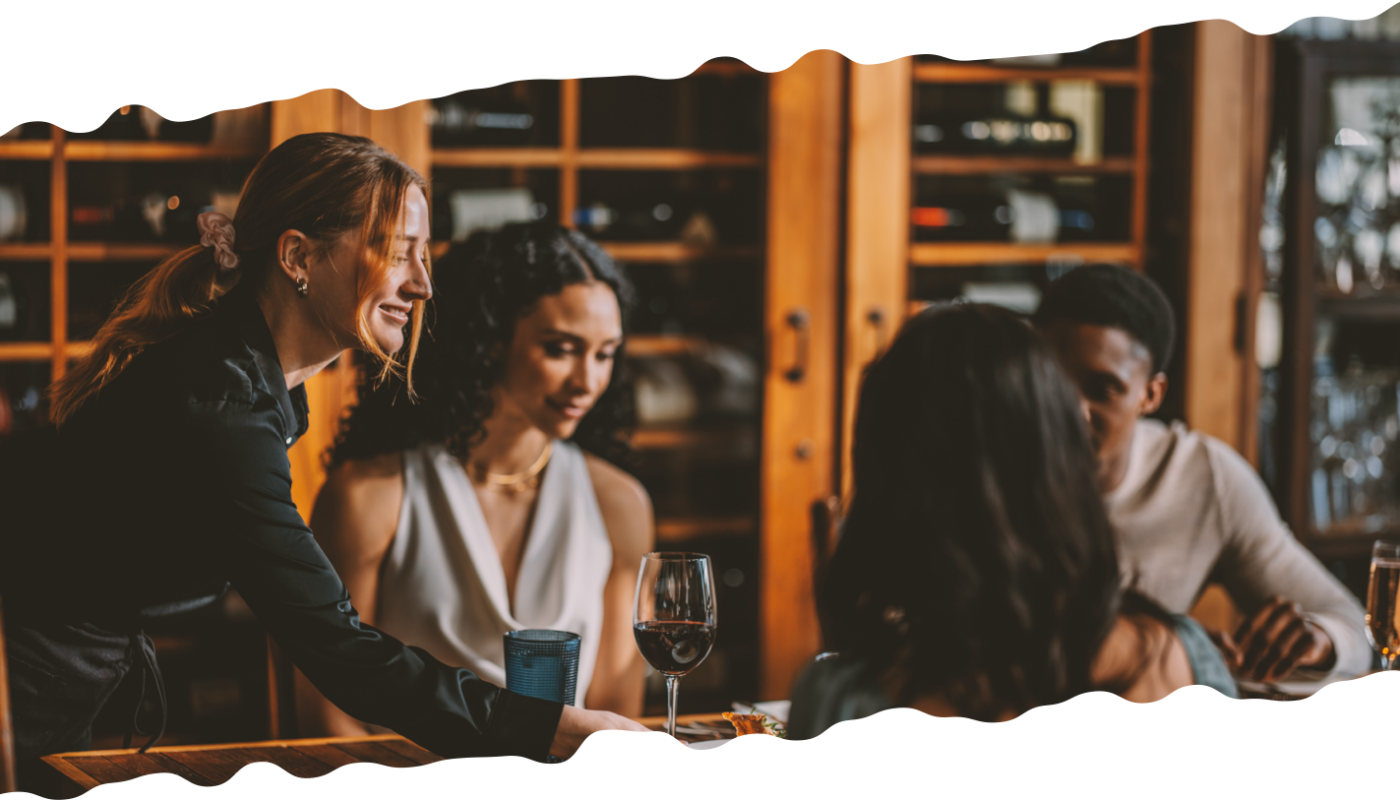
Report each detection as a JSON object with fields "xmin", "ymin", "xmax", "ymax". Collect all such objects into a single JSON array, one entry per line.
[{"xmin": 503, "ymin": 629, "xmax": 581, "ymax": 706}]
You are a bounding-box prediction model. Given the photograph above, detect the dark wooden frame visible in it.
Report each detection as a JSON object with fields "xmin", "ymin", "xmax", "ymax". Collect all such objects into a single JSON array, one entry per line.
[{"xmin": 1277, "ymin": 40, "xmax": 1400, "ymax": 559}]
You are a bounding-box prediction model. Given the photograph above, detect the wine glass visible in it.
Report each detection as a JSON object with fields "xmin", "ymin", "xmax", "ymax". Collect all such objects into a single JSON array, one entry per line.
[
  {"xmin": 1366, "ymin": 540, "xmax": 1400, "ymax": 670},
  {"xmin": 633, "ymin": 552, "xmax": 716, "ymax": 738}
]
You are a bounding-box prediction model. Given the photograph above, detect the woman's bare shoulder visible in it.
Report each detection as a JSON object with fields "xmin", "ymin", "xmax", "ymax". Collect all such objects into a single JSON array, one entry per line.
[
  {"xmin": 312, "ymin": 452, "xmax": 405, "ymax": 549},
  {"xmin": 582, "ymin": 452, "xmax": 654, "ymax": 555},
  {"xmin": 1092, "ymin": 612, "xmax": 1193, "ymax": 703}
]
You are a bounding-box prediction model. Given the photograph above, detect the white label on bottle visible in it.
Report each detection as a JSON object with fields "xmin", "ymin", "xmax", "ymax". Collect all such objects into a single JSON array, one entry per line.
[
  {"xmin": 1007, "ymin": 189, "xmax": 1058, "ymax": 244},
  {"xmin": 449, "ymin": 188, "xmax": 535, "ymax": 242},
  {"xmin": 137, "ymin": 105, "xmax": 165, "ymax": 140},
  {"xmin": 0, "ymin": 274, "xmax": 15, "ymax": 328},
  {"xmin": 0, "ymin": 184, "xmax": 26, "ymax": 243}
]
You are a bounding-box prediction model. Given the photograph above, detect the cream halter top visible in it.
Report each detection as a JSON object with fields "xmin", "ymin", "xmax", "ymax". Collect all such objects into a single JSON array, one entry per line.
[{"xmin": 376, "ymin": 439, "xmax": 613, "ymax": 706}]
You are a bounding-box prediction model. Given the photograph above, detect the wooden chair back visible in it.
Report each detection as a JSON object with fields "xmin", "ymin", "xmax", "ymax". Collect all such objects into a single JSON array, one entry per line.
[
  {"xmin": 1, "ymin": 595, "xmax": 18, "ymax": 794},
  {"xmin": 810, "ymin": 496, "xmax": 843, "ymax": 594},
  {"xmin": 265, "ymin": 634, "xmax": 299, "ymax": 740}
]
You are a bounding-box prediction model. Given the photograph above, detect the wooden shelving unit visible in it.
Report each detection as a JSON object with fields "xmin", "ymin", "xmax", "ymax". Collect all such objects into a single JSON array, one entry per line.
[
  {"xmin": 913, "ymin": 62, "xmax": 1142, "ymax": 85},
  {"xmin": 0, "ymin": 123, "xmax": 269, "ymax": 389},
  {"xmin": 1274, "ymin": 40, "xmax": 1400, "ymax": 559},
  {"xmin": 908, "ymin": 39, "xmax": 1153, "ymax": 272}
]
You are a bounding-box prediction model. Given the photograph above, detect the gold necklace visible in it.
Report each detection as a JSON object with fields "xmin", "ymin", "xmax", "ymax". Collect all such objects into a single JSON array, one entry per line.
[{"xmin": 475, "ymin": 441, "xmax": 553, "ymax": 493}]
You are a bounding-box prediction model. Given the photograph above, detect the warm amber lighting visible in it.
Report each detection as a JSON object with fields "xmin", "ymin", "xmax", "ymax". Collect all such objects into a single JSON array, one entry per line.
[
  {"xmin": 119, "ymin": 105, "xmax": 131, "ymax": 115},
  {"xmin": 167, "ymin": 196, "xmax": 179, "ymax": 211}
]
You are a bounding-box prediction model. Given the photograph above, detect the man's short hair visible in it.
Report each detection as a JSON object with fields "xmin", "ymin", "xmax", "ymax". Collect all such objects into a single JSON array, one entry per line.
[{"xmin": 1033, "ymin": 264, "xmax": 1176, "ymax": 374}]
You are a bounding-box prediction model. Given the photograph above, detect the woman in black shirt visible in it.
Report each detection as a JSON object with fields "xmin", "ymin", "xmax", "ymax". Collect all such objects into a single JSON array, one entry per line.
[{"xmin": 0, "ymin": 133, "xmax": 643, "ymax": 781}]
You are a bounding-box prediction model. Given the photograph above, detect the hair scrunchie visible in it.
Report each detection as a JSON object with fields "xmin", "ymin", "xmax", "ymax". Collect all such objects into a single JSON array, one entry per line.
[{"xmin": 197, "ymin": 211, "xmax": 239, "ymax": 272}]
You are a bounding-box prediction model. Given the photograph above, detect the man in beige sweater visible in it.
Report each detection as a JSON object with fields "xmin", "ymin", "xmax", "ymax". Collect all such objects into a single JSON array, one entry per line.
[{"xmin": 1033, "ymin": 265, "xmax": 1369, "ymax": 684}]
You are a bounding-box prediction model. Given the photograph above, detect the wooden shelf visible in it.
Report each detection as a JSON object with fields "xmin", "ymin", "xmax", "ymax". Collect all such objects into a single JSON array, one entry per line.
[
  {"xmin": 429, "ymin": 241, "xmax": 760, "ymax": 263},
  {"xmin": 433, "ymin": 148, "xmax": 563, "ymax": 168},
  {"xmin": 0, "ymin": 342, "xmax": 52, "ymax": 361},
  {"xmin": 909, "ymin": 241, "xmax": 1139, "ymax": 267},
  {"xmin": 64, "ymin": 141, "xmax": 263, "ymax": 162},
  {"xmin": 432, "ymin": 148, "xmax": 763, "ymax": 170},
  {"xmin": 913, "ymin": 63, "xmax": 1143, "ymax": 86},
  {"xmin": 626, "ymin": 334, "xmax": 707, "ymax": 357},
  {"xmin": 600, "ymin": 242, "xmax": 761, "ymax": 262},
  {"xmin": 66, "ymin": 341, "xmax": 94, "ymax": 359},
  {"xmin": 1316, "ymin": 295, "xmax": 1400, "ymax": 321},
  {"xmin": 0, "ymin": 243, "xmax": 52, "ymax": 261},
  {"xmin": 912, "ymin": 155, "xmax": 1136, "ymax": 175},
  {"xmin": 68, "ymin": 242, "xmax": 183, "ymax": 262},
  {"xmin": 632, "ymin": 424, "xmax": 755, "ymax": 453},
  {"xmin": 0, "ymin": 140, "xmax": 55, "ymax": 160},
  {"xmin": 655, "ymin": 514, "xmax": 756, "ymax": 542}
]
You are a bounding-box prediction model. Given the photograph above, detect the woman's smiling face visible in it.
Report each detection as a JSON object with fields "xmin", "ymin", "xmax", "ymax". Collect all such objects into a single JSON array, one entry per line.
[
  {"xmin": 494, "ymin": 281, "xmax": 623, "ymax": 440},
  {"xmin": 359, "ymin": 186, "xmax": 432, "ymax": 355}
]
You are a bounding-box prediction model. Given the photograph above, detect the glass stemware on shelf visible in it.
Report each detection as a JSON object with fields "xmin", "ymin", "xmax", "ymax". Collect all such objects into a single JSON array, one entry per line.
[
  {"xmin": 1316, "ymin": 80, "xmax": 1400, "ymax": 296},
  {"xmin": 1309, "ymin": 356, "xmax": 1400, "ymax": 533}
]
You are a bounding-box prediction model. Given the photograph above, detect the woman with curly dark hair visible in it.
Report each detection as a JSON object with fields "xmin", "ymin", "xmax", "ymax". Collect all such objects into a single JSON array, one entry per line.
[{"xmin": 299, "ymin": 222, "xmax": 653, "ymax": 736}]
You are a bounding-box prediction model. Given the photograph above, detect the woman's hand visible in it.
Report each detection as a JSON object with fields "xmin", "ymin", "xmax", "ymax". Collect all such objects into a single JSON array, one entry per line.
[{"xmin": 549, "ymin": 705, "xmax": 651, "ymax": 759}]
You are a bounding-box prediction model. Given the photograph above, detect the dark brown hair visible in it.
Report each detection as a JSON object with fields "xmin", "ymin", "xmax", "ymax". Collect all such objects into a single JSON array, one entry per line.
[{"xmin": 819, "ymin": 303, "xmax": 1123, "ymax": 720}]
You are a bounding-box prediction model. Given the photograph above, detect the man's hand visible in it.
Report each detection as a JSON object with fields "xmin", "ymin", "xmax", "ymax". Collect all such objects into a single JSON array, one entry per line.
[
  {"xmin": 1218, "ymin": 595, "xmax": 1335, "ymax": 683},
  {"xmin": 549, "ymin": 705, "xmax": 650, "ymax": 760}
]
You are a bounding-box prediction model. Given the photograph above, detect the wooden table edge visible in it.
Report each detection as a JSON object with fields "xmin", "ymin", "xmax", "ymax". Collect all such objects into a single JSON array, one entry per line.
[
  {"xmin": 42, "ymin": 733, "xmax": 408, "ymax": 760},
  {"xmin": 34, "ymin": 756, "xmax": 104, "ymax": 792}
]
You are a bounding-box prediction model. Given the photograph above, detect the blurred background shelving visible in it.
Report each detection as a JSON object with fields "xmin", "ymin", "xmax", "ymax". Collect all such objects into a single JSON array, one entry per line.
[{"xmin": 0, "ymin": 103, "xmax": 278, "ymax": 746}]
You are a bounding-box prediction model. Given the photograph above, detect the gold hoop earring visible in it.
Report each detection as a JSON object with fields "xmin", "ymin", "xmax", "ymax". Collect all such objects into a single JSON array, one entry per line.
[{"xmin": 296, "ymin": 278, "xmax": 309, "ymax": 298}]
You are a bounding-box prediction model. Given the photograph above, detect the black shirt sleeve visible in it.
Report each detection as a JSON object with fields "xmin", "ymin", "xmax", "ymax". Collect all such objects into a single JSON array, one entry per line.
[{"xmin": 180, "ymin": 398, "xmax": 563, "ymax": 759}]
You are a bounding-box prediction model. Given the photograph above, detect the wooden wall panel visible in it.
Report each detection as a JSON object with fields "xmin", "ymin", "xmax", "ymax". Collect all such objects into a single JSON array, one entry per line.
[
  {"xmin": 1185, "ymin": 22, "xmax": 1272, "ymax": 453},
  {"xmin": 841, "ymin": 59, "xmax": 911, "ymax": 501},
  {"xmin": 760, "ymin": 50, "xmax": 845, "ymax": 700}
]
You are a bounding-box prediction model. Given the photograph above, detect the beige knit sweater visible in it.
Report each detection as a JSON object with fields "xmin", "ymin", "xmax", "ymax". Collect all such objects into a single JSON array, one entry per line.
[{"xmin": 1104, "ymin": 418, "xmax": 1371, "ymax": 680}]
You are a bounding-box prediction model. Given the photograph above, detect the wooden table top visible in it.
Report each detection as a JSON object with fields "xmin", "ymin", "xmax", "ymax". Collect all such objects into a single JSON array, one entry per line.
[{"xmin": 39, "ymin": 714, "xmax": 737, "ymax": 793}]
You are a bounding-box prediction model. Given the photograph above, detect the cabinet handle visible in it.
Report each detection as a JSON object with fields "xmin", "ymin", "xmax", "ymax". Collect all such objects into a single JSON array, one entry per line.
[
  {"xmin": 867, "ymin": 306, "xmax": 889, "ymax": 355},
  {"xmin": 784, "ymin": 308, "xmax": 811, "ymax": 383}
]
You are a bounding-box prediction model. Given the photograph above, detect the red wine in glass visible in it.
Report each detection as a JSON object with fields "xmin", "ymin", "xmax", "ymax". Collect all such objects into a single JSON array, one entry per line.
[
  {"xmin": 633, "ymin": 553, "xmax": 716, "ymax": 738},
  {"xmin": 633, "ymin": 620, "xmax": 716, "ymax": 674}
]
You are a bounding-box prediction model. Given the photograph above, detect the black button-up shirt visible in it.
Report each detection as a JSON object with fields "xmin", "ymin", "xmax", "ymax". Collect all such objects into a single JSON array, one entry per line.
[{"xmin": 0, "ymin": 288, "xmax": 562, "ymax": 759}]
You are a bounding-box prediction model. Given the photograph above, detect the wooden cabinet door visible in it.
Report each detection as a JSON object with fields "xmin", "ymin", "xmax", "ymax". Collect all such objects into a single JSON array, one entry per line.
[
  {"xmin": 759, "ymin": 51, "xmax": 844, "ymax": 700},
  {"xmin": 842, "ymin": 59, "xmax": 912, "ymax": 501}
]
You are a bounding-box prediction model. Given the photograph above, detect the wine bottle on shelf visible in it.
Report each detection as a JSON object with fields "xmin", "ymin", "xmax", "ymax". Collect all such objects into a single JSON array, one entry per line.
[
  {"xmin": 0, "ymin": 183, "xmax": 27, "ymax": 242},
  {"xmin": 71, "ymin": 186, "xmax": 209, "ymax": 243},
  {"xmin": 431, "ymin": 93, "xmax": 538, "ymax": 147},
  {"xmin": 915, "ymin": 81, "xmax": 1079, "ymax": 158},
  {"xmin": 573, "ymin": 196, "xmax": 693, "ymax": 242},
  {"xmin": 138, "ymin": 107, "xmax": 214, "ymax": 143},
  {"xmin": 912, "ymin": 113, "xmax": 1077, "ymax": 157},
  {"xmin": 911, "ymin": 187, "xmax": 1097, "ymax": 243}
]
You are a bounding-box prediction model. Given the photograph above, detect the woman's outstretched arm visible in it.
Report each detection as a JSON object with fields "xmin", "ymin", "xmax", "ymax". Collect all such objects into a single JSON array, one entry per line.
[{"xmin": 294, "ymin": 453, "xmax": 405, "ymax": 737}]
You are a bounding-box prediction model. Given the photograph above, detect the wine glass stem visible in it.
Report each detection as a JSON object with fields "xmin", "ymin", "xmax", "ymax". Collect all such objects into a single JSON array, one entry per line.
[
  {"xmin": 666, "ymin": 674, "xmax": 680, "ymax": 738},
  {"xmin": 1384, "ymin": 654, "xmax": 1396, "ymax": 671}
]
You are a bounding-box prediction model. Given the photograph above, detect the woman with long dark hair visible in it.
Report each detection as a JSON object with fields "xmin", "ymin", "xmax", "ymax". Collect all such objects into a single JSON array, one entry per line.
[
  {"xmin": 297, "ymin": 222, "xmax": 653, "ymax": 735},
  {"xmin": 788, "ymin": 303, "xmax": 1234, "ymax": 737},
  {"xmin": 0, "ymin": 135, "xmax": 642, "ymax": 785}
]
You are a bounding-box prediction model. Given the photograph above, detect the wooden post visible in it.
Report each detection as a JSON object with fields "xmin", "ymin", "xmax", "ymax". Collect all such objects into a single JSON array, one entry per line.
[
  {"xmin": 1184, "ymin": 22, "xmax": 1274, "ymax": 453},
  {"xmin": 841, "ymin": 58, "xmax": 911, "ymax": 502},
  {"xmin": 760, "ymin": 50, "xmax": 845, "ymax": 701}
]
